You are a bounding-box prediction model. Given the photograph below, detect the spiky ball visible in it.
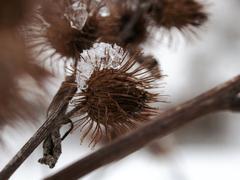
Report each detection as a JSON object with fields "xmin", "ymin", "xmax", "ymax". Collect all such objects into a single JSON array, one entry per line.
[
  {"xmin": 72, "ymin": 43, "xmax": 161, "ymax": 145},
  {"xmin": 23, "ymin": 0, "xmax": 100, "ymax": 64}
]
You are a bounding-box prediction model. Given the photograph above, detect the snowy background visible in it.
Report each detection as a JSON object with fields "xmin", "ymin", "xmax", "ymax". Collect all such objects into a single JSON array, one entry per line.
[{"xmin": 1, "ymin": 0, "xmax": 240, "ymax": 179}]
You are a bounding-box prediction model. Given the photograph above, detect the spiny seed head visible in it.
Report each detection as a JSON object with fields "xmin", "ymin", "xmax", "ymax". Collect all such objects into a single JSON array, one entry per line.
[
  {"xmin": 24, "ymin": 0, "xmax": 100, "ymax": 64},
  {"xmin": 72, "ymin": 43, "xmax": 162, "ymax": 146},
  {"xmin": 45, "ymin": 18, "xmax": 98, "ymax": 58},
  {"xmin": 148, "ymin": 0, "xmax": 207, "ymax": 31},
  {"xmin": 43, "ymin": 0, "xmax": 100, "ymax": 58}
]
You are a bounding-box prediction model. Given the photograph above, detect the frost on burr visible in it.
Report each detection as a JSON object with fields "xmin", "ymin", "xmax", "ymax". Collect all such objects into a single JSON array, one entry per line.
[
  {"xmin": 76, "ymin": 42, "xmax": 126, "ymax": 90},
  {"xmin": 64, "ymin": 0, "xmax": 88, "ymax": 30}
]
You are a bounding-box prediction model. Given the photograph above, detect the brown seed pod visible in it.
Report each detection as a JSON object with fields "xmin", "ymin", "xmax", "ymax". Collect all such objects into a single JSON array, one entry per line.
[
  {"xmin": 147, "ymin": 0, "xmax": 207, "ymax": 31},
  {"xmin": 71, "ymin": 43, "xmax": 162, "ymax": 146},
  {"xmin": 45, "ymin": 18, "xmax": 98, "ymax": 59},
  {"xmin": 23, "ymin": 0, "xmax": 101, "ymax": 65}
]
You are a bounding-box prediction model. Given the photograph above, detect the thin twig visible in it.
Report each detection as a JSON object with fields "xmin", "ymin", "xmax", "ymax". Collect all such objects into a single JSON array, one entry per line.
[
  {"xmin": 0, "ymin": 106, "xmax": 82, "ymax": 180},
  {"xmin": 0, "ymin": 80, "xmax": 81, "ymax": 180},
  {"xmin": 45, "ymin": 75, "xmax": 240, "ymax": 180}
]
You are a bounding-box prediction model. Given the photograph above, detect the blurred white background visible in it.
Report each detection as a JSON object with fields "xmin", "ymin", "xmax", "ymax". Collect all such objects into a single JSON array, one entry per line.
[{"xmin": 1, "ymin": 0, "xmax": 240, "ymax": 179}]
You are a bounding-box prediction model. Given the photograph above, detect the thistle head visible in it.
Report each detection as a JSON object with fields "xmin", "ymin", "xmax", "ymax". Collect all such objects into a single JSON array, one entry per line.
[
  {"xmin": 43, "ymin": 0, "xmax": 101, "ymax": 58},
  {"xmin": 72, "ymin": 43, "xmax": 162, "ymax": 146},
  {"xmin": 24, "ymin": 0, "xmax": 101, "ymax": 63}
]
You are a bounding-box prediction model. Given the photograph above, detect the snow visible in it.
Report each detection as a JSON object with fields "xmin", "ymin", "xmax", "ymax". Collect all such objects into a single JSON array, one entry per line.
[
  {"xmin": 64, "ymin": 1, "xmax": 88, "ymax": 30},
  {"xmin": 76, "ymin": 42, "xmax": 126, "ymax": 90}
]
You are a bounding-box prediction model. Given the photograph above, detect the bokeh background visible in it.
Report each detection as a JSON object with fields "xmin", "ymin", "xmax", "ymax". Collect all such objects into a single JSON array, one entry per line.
[{"xmin": 1, "ymin": 0, "xmax": 240, "ymax": 179}]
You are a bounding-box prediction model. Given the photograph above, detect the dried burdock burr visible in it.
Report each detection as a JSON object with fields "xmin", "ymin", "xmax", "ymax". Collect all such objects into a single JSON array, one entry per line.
[
  {"xmin": 43, "ymin": 0, "xmax": 101, "ymax": 58},
  {"xmin": 44, "ymin": 20, "xmax": 98, "ymax": 59},
  {"xmin": 71, "ymin": 42, "xmax": 162, "ymax": 146},
  {"xmin": 24, "ymin": 0, "xmax": 101, "ymax": 64},
  {"xmin": 147, "ymin": 0, "xmax": 208, "ymax": 31}
]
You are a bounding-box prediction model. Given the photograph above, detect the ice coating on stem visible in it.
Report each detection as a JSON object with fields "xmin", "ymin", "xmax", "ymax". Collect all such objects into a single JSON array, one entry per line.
[{"xmin": 76, "ymin": 42, "xmax": 126, "ymax": 90}]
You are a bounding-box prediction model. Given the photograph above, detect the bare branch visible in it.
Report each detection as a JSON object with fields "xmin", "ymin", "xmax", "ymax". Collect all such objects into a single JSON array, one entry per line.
[
  {"xmin": 45, "ymin": 75, "xmax": 240, "ymax": 180},
  {"xmin": 0, "ymin": 76, "xmax": 80, "ymax": 180}
]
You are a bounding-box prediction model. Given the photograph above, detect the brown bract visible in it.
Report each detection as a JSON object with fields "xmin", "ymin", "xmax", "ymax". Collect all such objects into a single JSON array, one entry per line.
[
  {"xmin": 27, "ymin": 0, "xmax": 101, "ymax": 60},
  {"xmin": 136, "ymin": 55, "xmax": 162, "ymax": 79},
  {"xmin": 73, "ymin": 52, "xmax": 161, "ymax": 146}
]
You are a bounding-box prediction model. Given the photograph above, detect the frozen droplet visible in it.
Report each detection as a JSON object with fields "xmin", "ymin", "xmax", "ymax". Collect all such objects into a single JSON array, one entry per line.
[
  {"xmin": 99, "ymin": 7, "xmax": 110, "ymax": 17},
  {"xmin": 65, "ymin": 1, "xmax": 88, "ymax": 30}
]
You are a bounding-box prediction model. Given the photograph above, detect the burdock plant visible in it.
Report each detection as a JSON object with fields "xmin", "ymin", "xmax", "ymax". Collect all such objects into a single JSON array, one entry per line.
[
  {"xmin": 72, "ymin": 43, "xmax": 161, "ymax": 145},
  {"xmin": 4, "ymin": 1, "xmax": 234, "ymax": 180}
]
